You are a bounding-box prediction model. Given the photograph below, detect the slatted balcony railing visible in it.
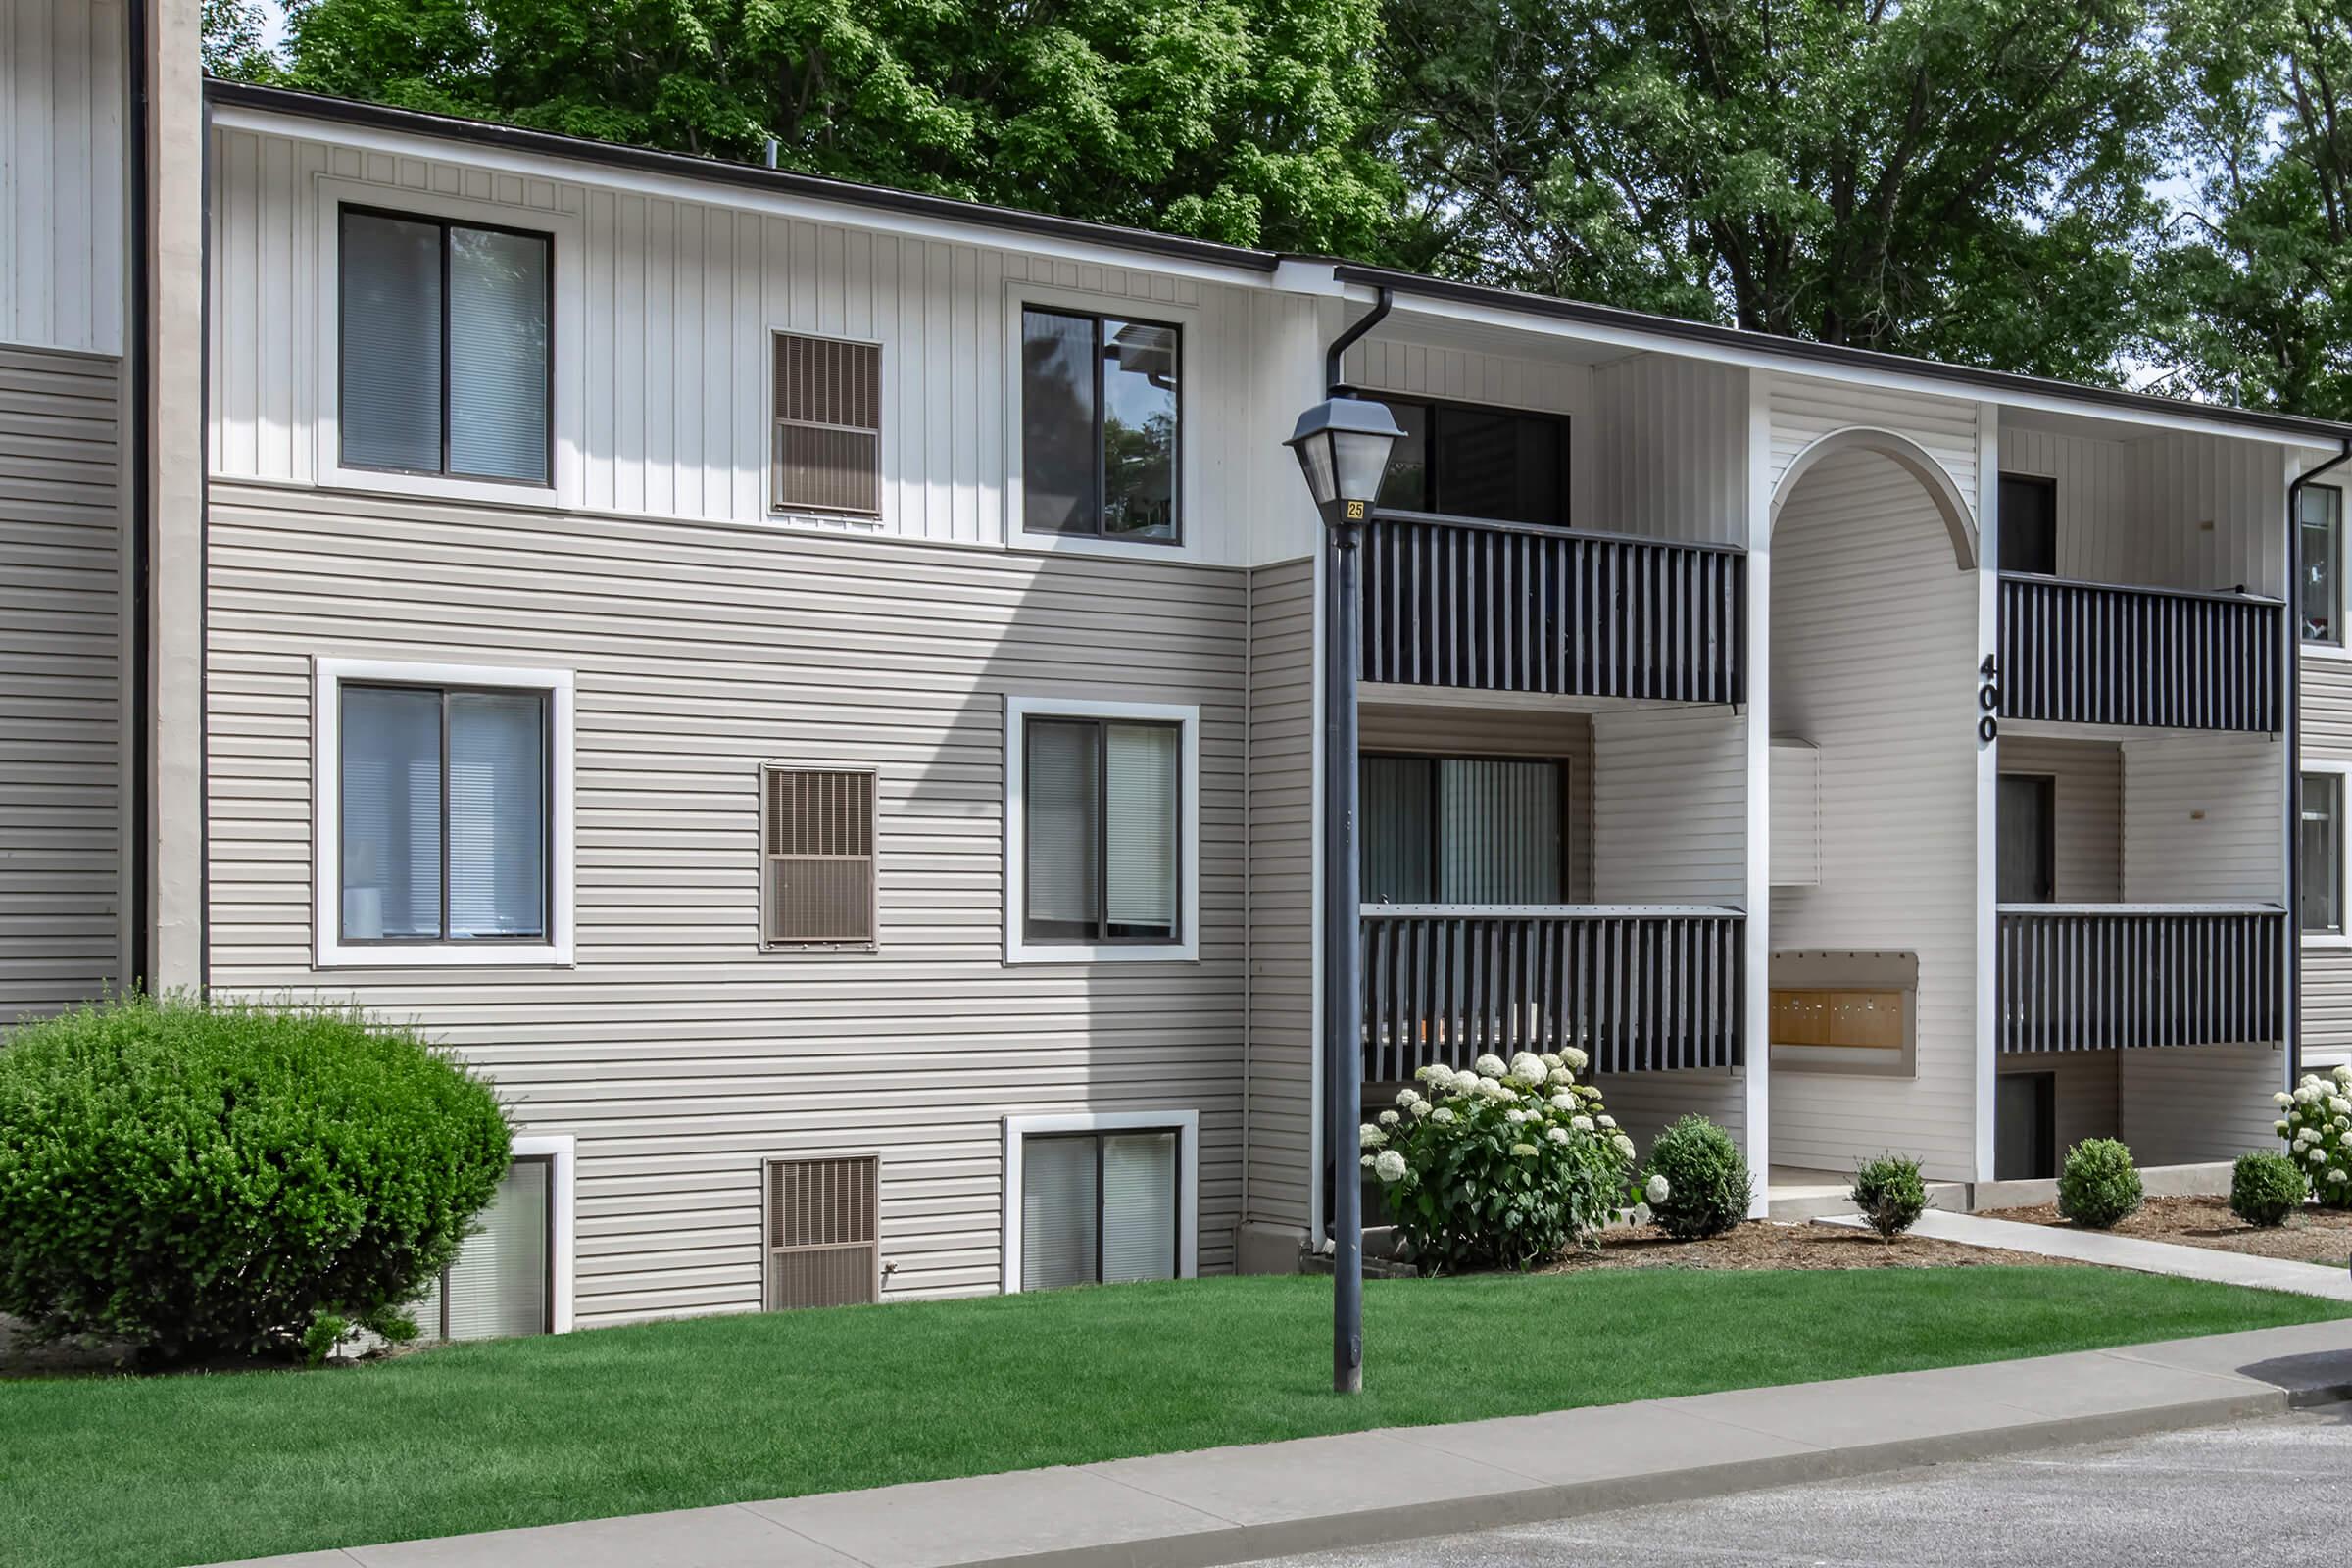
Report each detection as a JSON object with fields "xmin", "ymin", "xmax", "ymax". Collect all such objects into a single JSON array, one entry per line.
[
  {"xmin": 1997, "ymin": 574, "xmax": 2282, "ymax": 732},
  {"xmin": 1359, "ymin": 905, "xmax": 1746, "ymax": 1081},
  {"xmin": 1996, "ymin": 904, "xmax": 2286, "ymax": 1053},
  {"xmin": 1360, "ymin": 511, "xmax": 1745, "ymax": 703}
]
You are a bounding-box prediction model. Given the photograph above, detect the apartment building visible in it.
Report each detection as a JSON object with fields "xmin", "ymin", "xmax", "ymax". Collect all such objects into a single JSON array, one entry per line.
[{"xmin": 8, "ymin": 0, "xmax": 2352, "ymax": 1342}]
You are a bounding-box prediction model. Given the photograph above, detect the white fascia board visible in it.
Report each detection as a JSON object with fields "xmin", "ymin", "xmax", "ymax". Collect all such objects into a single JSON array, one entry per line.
[
  {"xmin": 210, "ymin": 102, "xmax": 1285, "ymax": 294},
  {"xmin": 1350, "ymin": 285, "xmax": 2345, "ymax": 451}
]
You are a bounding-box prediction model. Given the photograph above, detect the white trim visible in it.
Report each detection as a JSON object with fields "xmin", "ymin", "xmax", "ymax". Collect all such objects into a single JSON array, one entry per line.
[
  {"xmin": 1003, "ymin": 282, "xmax": 1203, "ymax": 563},
  {"xmin": 1000, "ymin": 1108, "xmax": 1200, "ymax": 1294},
  {"xmin": 311, "ymin": 656, "xmax": 577, "ymax": 968},
  {"xmin": 1740, "ymin": 367, "xmax": 1773, "ymax": 1215},
  {"xmin": 1002, "ymin": 693, "xmax": 1200, "ymax": 964},
  {"xmin": 2301, "ymin": 760, "xmax": 2352, "ymax": 949},
  {"xmin": 513, "ymin": 1133, "xmax": 578, "ymax": 1334},
  {"xmin": 1973, "ymin": 402, "xmax": 2003, "ymax": 1185},
  {"xmin": 313, "ymin": 176, "xmax": 585, "ymax": 508}
]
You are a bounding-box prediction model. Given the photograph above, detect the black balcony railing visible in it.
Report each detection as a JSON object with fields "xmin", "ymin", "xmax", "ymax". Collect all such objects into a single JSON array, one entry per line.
[
  {"xmin": 1359, "ymin": 905, "xmax": 1746, "ymax": 1081},
  {"xmin": 1997, "ymin": 574, "xmax": 2282, "ymax": 732},
  {"xmin": 1995, "ymin": 904, "xmax": 2286, "ymax": 1052},
  {"xmin": 1360, "ymin": 511, "xmax": 1745, "ymax": 703}
]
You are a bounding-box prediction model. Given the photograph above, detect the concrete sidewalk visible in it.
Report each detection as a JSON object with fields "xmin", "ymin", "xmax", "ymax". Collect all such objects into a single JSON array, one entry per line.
[
  {"xmin": 1817, "ymin": 1209, "xmax": 2352, "ymax": 1301},
  {"xmin": 212, "ymin": 1320, "xmax": 2352, "ymax": 1568}
]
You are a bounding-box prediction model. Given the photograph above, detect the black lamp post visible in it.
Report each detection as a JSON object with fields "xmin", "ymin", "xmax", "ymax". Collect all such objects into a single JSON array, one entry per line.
[{"xmin": 1285, "ymin": 391, "xmax": 1401, "ymax": 1396}]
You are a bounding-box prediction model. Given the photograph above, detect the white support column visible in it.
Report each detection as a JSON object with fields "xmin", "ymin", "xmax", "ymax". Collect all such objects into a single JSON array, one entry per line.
[
  {"xmin": 1972, "ymin": 403, "xmax": 2002, "ymax": 1184},
  {"xmin": 2283, "ymin": 448, "xmax": 2305, "ymax": 1093},
  {"xmin": 1741, "ymin": 368, "xmax": 1773, "ymax": 1213}
]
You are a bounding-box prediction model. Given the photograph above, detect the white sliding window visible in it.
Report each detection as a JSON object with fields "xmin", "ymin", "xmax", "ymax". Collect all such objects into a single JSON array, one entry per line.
[
  {"xmin": 1016, "ymin": 1130, "xmax": 1180, "ymax": 1290},
  {"xmin": 1007, "ymin": 696, "xmax": 1197, "ymax": 961}
]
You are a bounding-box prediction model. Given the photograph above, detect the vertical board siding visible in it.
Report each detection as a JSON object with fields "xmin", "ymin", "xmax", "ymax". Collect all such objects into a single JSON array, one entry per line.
[
  {"xmin": 2120, "ymin": 1042, "xmax": 2285, "ymax": 1162},
  {"xmin": 2304, "ymin": 656, "xmax": 2352, "ymax": 1063},
  {"xmin": 1591, "ymin": 706, "xmax": 1746, "ymax": 904},
  {"xmin": 1769, "ymin": 374, "xmax": 1979, "ymax": 519},
  {"xmin": 1343, "ymin": 335, "xmax": 1595, "ymax": 526},
  {"xmin": 2120, "ymin": 734, "xmax": 2283, "ymax": 903},
  {"xmin": 2000, "ymin": 735, "xmax": 2122, "ymax": 902},
  {"xmin": 1589, "ymin": 354, "xmax": 1747, "ymax": 544},
  {"xmin": 2001, "ymin": 425, "xmax": 2283, "ymax": 598},
  {"xmin": 1243, "ymin": 559, "xmax": 1315, "ymax": 1233},
  {"xmin": 207, "ymin": 125, "xmax": 1261, "ymax": 562},
  {"xmin": 206, "ymin": 481, "xmax": 1249, "ymax": 1321},
  {"xmin": 0, "ymin": 0, "xmax": 125, "ymax": 356},
  {"xmin": 0, "ymin": 346, "xmax": 123, "ymax": 1020},
  {"xmin": 1768, "ymin": 448, "xmax": 1979, "ymax": 1181}
]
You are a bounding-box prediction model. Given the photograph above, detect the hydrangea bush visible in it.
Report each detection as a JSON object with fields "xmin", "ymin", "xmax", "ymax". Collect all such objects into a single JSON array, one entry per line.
[
  {"xmin": 2275, "ymin": 1064, "xmax": 2352, "ymax": 1207},
  {"xmin": 1362, "ymin": 1049, "xmax": 1660, "ymax": 1274}
]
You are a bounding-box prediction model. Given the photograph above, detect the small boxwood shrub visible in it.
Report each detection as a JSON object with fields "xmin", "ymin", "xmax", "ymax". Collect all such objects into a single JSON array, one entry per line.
[
  {"xmin": 2276, "ymin": 1065, "xmax": 2352, "ymax": 1208},
  {"xmin": 2057, "ymin": 1137, "xmax": 2143, "ymax": 1229},
  {"xmin": 2230, "ymin": 1151, "xmax": 2306, "ymax": 1228},
  {"xmin": 0, "ymin": 995, "xmax": 510, "ymax": 1362},
  {"xmin": 1850, "ymin": 1153, "xmax": 1929, "ymax": 1239},
  {"xmin": 1641, "ymin": 1115, "xmax": 1751, "ymax": 1241},
  {"xmin": 1365, "ymin": 1050, "xmax": 1650, "ymax": 1274}
]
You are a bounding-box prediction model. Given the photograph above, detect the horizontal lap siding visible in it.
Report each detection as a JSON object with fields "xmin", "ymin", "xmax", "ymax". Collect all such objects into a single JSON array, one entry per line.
[
  {"xmin": 1997, "ymin": 1049, "xmax": 2121, "ymax": 1154},
  {"xmin": 205, "ymin": 483, "xmax": 1249, "ymax": 1322},
  {"xmin": 2303, "ymin": 656, "xmax": 2352, "ymax": 1066},
  {"xmin": 0, "ymin": 345, "xmax": 123, "ymax": 1021},
  {"xmin": 1999, "ymin": 736, "xmax": 2121, "ymax": 902},
  {"xmin": 1244, "ymin": 559, "xmax": 1314, "ymax": 1233},
  {"xmin": 2120, "ymin": 1042, "xmax": 2285, "ymax": 1163},
  {"xmin": 1591, "ymin": 707, "xmax": 1745, "ymax": 904}
]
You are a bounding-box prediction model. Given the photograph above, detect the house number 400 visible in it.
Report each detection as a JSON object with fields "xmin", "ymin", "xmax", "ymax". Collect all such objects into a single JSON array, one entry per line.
[{"xmin": 1977, "ymin": 655, "xmax": 1999, "ymax": 743}]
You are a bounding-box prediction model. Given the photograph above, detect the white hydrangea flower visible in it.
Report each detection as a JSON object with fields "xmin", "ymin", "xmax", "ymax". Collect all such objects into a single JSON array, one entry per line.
[
  {"xmin": 1415, "ymin": 1063, "xmax": 1446, "ymax": 1084},
  {"xmin": 1550, "ymin": 1092, "xmax": 1576, "ymax": 1110},
  {"xmin": 2296, "ymin": 1087, "xmax": 2320, "ymax": 1104},
  {"xmin": 1473, "ymin": 1054, "xmax": 1508, "ymax": 1079},
  {"xmin": 1506, "ymin": 1108, "xmax": 1530, "ymax": 1125},
  {"xmin": 1431, "ymin": 1107, "xmax": 1456, "ymax": 1125},
  {"xmin": 2311, "ymin": 1149, "xmax": 2328, "ymax": 1165},
  {"xmin": 2332, "ymin": 1169, "xmax": 2350, "ymax": 1187},
  {"xmin": 2278, "ymin": 1119, "xmax": 2294, "ymax": 1136},
  {"xmin": 1378, "ymin": 1109, "xmax": 1400, "ymax": 1127},
  {"xmin": 1570, "ymin": 1114, "xmax": 1595, "ymax": 1132},
  {"xmin": 2333, "ymin": 1097, "xmax": 2352, "ymax": 1116},
  {"xmin": 1509, "ymin": 1051, "xmax": 1547, "ymax": 1082},
  {"xmin": 1510, "ymin": 1142, "xmax": 1539, "ymax": 1156},
  {"xmin": 1540, "ymin": 1052, "xmax": 1563, "ymax": 1069},
  {"xmin": 1546, "ymin": 1125, "xmax": 1570, "ymax": 1146},
  {"xmin": 2276, "ymin": 1091, "xmax": 2296, "ymax": 1106},
  {"xmin": 1360, "ymin": 1153, "xmax": 1375, "ymax": 1167},
  {"xmin": 2336, "ymin": 1064, "xmax": 2352, "ymax": 1084},
  {"xmin": 1560, "ymin": 1047, "xmax": 1590, "ymax": 1072},
  {"xmin": 1548, "ymin": 1066, "xmax": 1575, "ymax": 1087},
  {"xmin": 1396, "ymin": 1087, "xmax": 1422, "ymax": 1108},
  {"xmin": 1408, "ymin": 1100, "xmax": 1432, "ymax": 1119},
  {"xmin": 1612, "ymin": 1133, "xmax": 1637, "ymax": 1158},
  {"xmin": 1644, "ymin": 1174, "xmax": 1671, "ymax": 1205},
  {"xmin": 1373, "ymin": 1149, "xmax": 1408, "ymax": 1183},
  {"xmin": 1359, "ymin": 1123, "xmax": 1385, "ymax": 1149},
  {"xmin": 1597, "ymin": 1115, "xmax": 1617, "ymax": 1129}
]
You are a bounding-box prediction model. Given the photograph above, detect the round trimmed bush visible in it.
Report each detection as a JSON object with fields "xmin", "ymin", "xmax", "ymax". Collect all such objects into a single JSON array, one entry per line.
[
  {"xmin": 0, "ymin": 995, "xmax": 510, "ymax": 1361},
  {"xmin": 2056, "ymin": 1137, "xmax": 2143, "ymax": 1230},
  {"xmin": 1850, "ymin": 1153, "xmax": 1929, "ymax": 1239},
  {"xmin": 2230, "ymin": 1151, "xmax": 2306, "ymax": 1228},
  {"xmin": 1641, "ymin": 1115, "xmax": 1751, "ymax": 1241}
]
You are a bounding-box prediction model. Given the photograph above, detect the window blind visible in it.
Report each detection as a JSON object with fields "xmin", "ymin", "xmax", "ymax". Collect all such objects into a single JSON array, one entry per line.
[
  {"xmin": 1024, "ymin": 719, "xmax": 1101, "ymax": 936},
  {"xmin": 1103, "ymin": 723, "xmax": 1177, "ymax": 936},
  {"xmin": 340, "ymin": 213, "xmax": 443, "ymax": 472},
  {"xmin": 2304, "ymin": 772, "xmax": 2342, "ymax": 934},
  {"xmin": 1437, "ymin": 759, "xmax": 1559, "ymax": 903},
  {"xmin": 1360, "ymin": 757, "xmax": 1435, "ymax": 903},
  {"xmin": 447, "ymin": 227, "xmax": 550, "ymax": 483},
  {"xmin": 1100, "ymin": 1132, "xmax": 1177, "ymax": 1284},
  {"xmin": 1019, "ymin": 1135, "xmax": 1099, "ymax": 1291},
  {"xmin": 340, "ymin": 685, "xmax": 444, "ymax": 940},
  {"xmin": 442, "ymin": 1157, "xmax": 551, "ymax": 1341},
  {"xmin": 446, "ymin": 691, "xmax": 548, "ymax": 939}
]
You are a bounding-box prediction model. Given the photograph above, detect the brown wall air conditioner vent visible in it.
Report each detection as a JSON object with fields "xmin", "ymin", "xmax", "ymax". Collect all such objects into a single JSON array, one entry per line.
[
  {"xmin": 772, "ymin": 332, "xmax": 881, "ymax": 516},
  {"xmin": 764, "ymin": 1154, "xmax": 881, "ymax": 1309},
  {"xmin": 760, "ymin": 765, "xmax": 878, "ymax": 948}
]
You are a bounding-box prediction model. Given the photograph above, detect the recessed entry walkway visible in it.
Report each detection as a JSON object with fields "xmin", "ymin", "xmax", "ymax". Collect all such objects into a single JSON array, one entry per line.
[{"xmin": 1816, "ymin": 1209, "xmax": 2352, "ymax": 1302}]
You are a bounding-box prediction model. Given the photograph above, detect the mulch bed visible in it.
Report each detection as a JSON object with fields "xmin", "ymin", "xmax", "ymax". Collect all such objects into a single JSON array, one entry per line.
[
  {"xmin": 1540, "ymin": 1219, "xmax": 2079, "ymax": 1273},
  {"xmin": 1982, "ymin": 1194, "xmax": 2352, "ymax": 1269}
]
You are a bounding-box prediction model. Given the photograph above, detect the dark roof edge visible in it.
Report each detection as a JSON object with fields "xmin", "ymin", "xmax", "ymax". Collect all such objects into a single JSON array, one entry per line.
[
  {"xmin": 1333, "ymin": 264, "xmax": 2352, "ymax": 444},
  {"xmin": 203, "ymin": 79, "xmax": 1285, "ymax": 274}
]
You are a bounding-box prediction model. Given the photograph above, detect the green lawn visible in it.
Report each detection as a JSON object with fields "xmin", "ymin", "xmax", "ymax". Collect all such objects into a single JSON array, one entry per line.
[{"xmin": 5, "ymin": 1268, "xmax": 2344, "ymax": 1568}]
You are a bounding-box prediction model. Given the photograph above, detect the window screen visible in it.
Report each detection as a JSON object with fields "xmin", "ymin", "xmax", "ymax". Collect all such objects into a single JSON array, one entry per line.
[
  {"xmin": 1019, "ymin": 1130, "xmax": 1178, "ymax": 1290},
  {"xmin": 2305, "ymin": 772, "xmax": 2343, "ymax": 935},
  {"xmin": 1997, "ymin": 774, "xmax": 2056, "ymax": 904},
  {"xmin": 416, "ymin": 1156, "xmax": 552, "ymax": 1341},
  {"xmin": 1998, "ymin": 474, "xmax": 2058, "ymax": 576},
  {"xmin": 1020, "ymin": 308, "xmax": 1179, "ymax": 542},
  {"xmin": 341, "ymin": 208, "xmax": 551, "ymax": 484},
  {"xmin": 2304, "ymin": 486, "xmax": 2342, "ymax": 646},
  {"xmin": 1023, "ymin": 717, "xmax": 1179, "ymax": 943},
  {"xmin": 340, "ymin": 683, "xmax": 550, "ymax": 944},
  {"xmin": 1360, "ymin": 755, "xmax": 1564, "ymax": 904}
]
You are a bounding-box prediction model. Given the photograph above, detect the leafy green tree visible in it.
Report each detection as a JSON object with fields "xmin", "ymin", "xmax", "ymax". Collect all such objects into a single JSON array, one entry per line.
[
  {"xmin": 1379, "ymin": 0, "xmax": 2171, "ymax": 378},
  {"xmin": 203, "ymin": 0, "xmax": 279, "ymax": 77},
  {"xmin": 262, "ymin": 0, "xmax": 1397, "ymax": 254},
  {"xmin": 2146, "ymin": 0, "xmax": 2352, "ymax": 416}
]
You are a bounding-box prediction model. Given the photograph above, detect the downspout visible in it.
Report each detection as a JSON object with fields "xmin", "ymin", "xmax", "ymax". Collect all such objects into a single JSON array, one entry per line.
[
  {"xmin": 1325, "ymin": 286, "xmax": 1393, "ymax": 397},
  {"xmin": 199, "ymin": 90, "xmax": 215, "ymax": 994},
  {"xmin": 125, "ymin": 0, "xmax": 150, "ymax": 991},
  {"xmin": 2286, "ymin": 437, "xmax": 2351, "ymax": 1084}
]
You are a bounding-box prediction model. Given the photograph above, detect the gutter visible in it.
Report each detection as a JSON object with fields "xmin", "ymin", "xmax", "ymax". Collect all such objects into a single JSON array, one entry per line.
[{"xmin": 2286, "ymin": 438, "xmax": 2351, "ymax": 1083}]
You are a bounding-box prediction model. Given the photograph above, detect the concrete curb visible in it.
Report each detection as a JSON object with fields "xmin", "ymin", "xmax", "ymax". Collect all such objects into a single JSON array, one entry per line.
[{"xmin": 210, "ymin": 1321, "xmax": 2352, "ymax": 1568}]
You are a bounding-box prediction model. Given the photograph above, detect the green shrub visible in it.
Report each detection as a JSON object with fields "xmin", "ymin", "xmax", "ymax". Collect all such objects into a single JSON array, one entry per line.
[
  {"xmin": 1366, "ymin": 1051, "xmax": 1649, "ymax": 1274},
  {"xmin": 2275, "ymin": 1065, "xmax": 2352, "ymax": 1208},
  {"xmin": 0, "ymin": 995, "xmax": 510, "ymax": 1361},
  {"xmin": 1849, "ymin": 1153, "xmax": 1930, "ymax": 1239},
  {"xmin": 2230, "ymin": 1151, "xmax": 2306, "ymax": 1228},
  {"xmin": 2057, "ymin": 1138, "xmax": 2143, "ymax": 1229},
  {"xmin": 1641, "ymin": 1115, "xmax": 1751, "ymax": 1241}
]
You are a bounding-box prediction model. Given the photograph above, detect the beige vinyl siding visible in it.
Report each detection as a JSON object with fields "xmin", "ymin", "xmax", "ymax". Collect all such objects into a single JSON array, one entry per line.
[
  {"xmin": 1999, "ymin": 734, "xmax": 2122, "ymax": 902},
  {"xmin": 205, "ymin": 480, "xmax": 1248, "ymax": 1321},
  {"xmin": 2120, "ymin": 734, "xmax": 2283, "ymax": 904},
  {"xmin": 1995, "ymin": 1050, "xmax": 2121, "ymax": 1155},
  {"xmin": 0, "ymin": 345, "xmax": 123, "ymax": 1021},
  {"xmin": 1243, "ymin": 557, "xmax": 1315, "ymax": 1233},
  {"xmin": 1589, "ymin": 1068, "xmax": 1744, "ymax": 1158},
  {"xmin": 1591, "ymin": 707, "xmax": 1745, "ymax": 904},
  {"xmin": 1769, "ymin": 372, "xmax": 1980, "ymax": 522},
  {"xmin": 2302, "ymin": 656, "xmax": 2352, "ymax": 1064},
  {"xmin": 1342, "ymin": 333, "xmax": 1594, "ymax": 527},
  {"xmin": 2001, "ymin": 424, "xmax": 2285, "ymax": 599},
  {"xmin": 2120, "ymin": 1042, "xmax": 2286, "ymax": 1162},
  {"xmin": 1589, "ymin": 354, "xmax": 1747, "ymax": 545},
  {"xmin": 1, "ymin": 0, "xmax": 126, "ymax": 357},
  {"xmin": 1768, "ymin": 447, "xmax": 1979, "ymax": 1182},
  {"xmin": 1358, "ymin": 703, "xmax": 1594, "ymax": 903}
]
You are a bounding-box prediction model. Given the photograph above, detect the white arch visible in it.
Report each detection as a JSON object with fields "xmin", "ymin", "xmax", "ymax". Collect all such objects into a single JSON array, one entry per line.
[{"xmin": 1768, "ymin": 426, "xmax": 1979, "ymax": 569}]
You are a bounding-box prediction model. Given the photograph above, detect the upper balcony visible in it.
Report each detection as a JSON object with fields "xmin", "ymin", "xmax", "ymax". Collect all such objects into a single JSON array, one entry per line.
[
  {"xmin": 1360, "ymin": 510, "xmax": 1746, "ymax": 704},
  {"xmin": 1996, "ymin": 572, "xmax": 2283, "ymax": 733}
]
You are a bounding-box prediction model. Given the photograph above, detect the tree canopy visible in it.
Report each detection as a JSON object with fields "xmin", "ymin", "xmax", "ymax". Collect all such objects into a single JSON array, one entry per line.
[{"xmin": 208, "ymin": 0, "xmax": 2352, "ymax": 416}]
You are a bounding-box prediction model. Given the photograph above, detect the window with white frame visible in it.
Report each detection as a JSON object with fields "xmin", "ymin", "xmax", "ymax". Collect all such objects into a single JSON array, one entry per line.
[
  {"xmin": 339, "ymin": 207, "xmax": 553, "ymax": 486},
  {"xmin": 2305, "ymin": 770, "xmax": 2343, "ymax": 937},
  {"xmin": 1004, "ymin": 697, "xmax": 1198, "ymax": 961},
  {"xmin": 414, "ymin": 1136, "xmax": 574, "ymax": 1340},
  {"xmin": 2304, "ymin": 485, "xmax": 2342, "ymax": 647},
  {"xmin": 314, "ymin": 659, "xmax": 574, "ymax": 967},
  {"xmin": 1019, "ymin": 306, "xmax": 1180, "ymax": 543},
  {"xmin": 1003, "ymin": 1110, "xmax": 1197, "ymax": 1292}
]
